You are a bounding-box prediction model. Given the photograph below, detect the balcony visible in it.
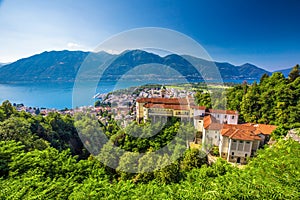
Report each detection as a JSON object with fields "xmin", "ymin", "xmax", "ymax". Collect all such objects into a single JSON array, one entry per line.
[{"xmin": 148, "ymin": 110, "xmax": 173, "ymax": 116}]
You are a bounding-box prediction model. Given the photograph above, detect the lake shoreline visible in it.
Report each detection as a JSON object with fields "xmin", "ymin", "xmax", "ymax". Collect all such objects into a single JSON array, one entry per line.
[{"xmin": 0, "ymin": 79, "xmax": 258, "ymax": 109}]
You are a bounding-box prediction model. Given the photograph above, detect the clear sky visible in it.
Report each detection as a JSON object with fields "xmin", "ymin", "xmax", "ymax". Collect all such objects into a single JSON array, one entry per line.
[{"xmin": 0, "ymin": 0, "xmax": 299, "ymax": 71}]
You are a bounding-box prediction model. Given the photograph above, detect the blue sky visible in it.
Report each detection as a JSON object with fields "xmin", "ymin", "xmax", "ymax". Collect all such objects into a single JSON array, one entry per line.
[{"xmin": 0, "ymin": 0, "xmax": 299, "ymax": 71}]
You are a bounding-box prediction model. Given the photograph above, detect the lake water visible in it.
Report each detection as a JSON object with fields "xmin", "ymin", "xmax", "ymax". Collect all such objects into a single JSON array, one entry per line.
[
  {"xmin": 0, "ymin": 79, "xmax": 256, "ymax": 109},
  {"xmin": 0, "ymin": 81, "xmax": 141, "ymax": 109}
]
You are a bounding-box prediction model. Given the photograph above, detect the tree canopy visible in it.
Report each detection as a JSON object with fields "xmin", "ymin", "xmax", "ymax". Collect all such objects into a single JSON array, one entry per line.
[{"xmin": 1, "ymin": 68, "xmax": 300, "ymax": 198}]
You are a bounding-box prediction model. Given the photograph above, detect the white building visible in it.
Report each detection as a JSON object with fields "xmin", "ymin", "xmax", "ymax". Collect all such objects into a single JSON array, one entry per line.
[
  {"xmin": 208, "ymin": 109, "xmax": 239, "ymax": 125},
  {"xmin": 202, "ymin": 115, "xmax": 277, "ymax": 164}
]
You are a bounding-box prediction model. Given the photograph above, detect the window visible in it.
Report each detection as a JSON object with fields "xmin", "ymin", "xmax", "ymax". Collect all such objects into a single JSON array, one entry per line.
[
  {"xmin": 231, "ymin": 156, "xmax": 234, "ymax": 159},
  {"xmin": 232, "ymin": 116, "xmax": 235, "ymax": 119},
  {"xmin": 224, "ymin": 115, "xmax": 227, "ymax": 118},
  {"xmin": 232, "ymin": 152, "xmax": 234, "ymax": 156},
  {"xmin": 217, "ymin": 114, "xmax": 220, "ymax": 118},
  {"xmin": 215, "ymin": 135, "xmax": 217, "ymax": 139},
  {"xmin": 246, "ymin": 141, "xmax": 250, "ymax": 144},
  {"xmin": 240, "ymin": 141, "xmax": 243, "ymax": 143},
  {"xmin": 233, "ymin": 140, "xmax": 237, "ymax": 142},
  {"xmin": 245, "ymin": 154, "xmax": 248, "ymax": 157}
]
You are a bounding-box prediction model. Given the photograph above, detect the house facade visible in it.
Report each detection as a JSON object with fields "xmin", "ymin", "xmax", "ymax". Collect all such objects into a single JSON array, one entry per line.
[
  {"xmin": 208, "ymin": 109, "xmax": 239, "ymax": 125},
  {"xmin": 136, "ymin": 97, "xmax": 206, "ymax": 125},
  {"xmin": 135, "ymin": 96, "xmax": 277, "ymax": 164},
  {"xmin": 202, "ymin": 115, "xmax": 277, "ymax": 164},
  {"xmin": 219, "ymin": 127, "xmax": 261, "ymax": 164}
]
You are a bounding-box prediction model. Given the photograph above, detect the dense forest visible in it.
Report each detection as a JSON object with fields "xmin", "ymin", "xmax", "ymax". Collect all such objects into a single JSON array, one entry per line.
[
  {"xmin": 0, "ymin": 65, "xmax": 300, "ymax": 199},
  {"xmin": 196, "ymin": 64, "xmax": 300, "ymax": 138}
]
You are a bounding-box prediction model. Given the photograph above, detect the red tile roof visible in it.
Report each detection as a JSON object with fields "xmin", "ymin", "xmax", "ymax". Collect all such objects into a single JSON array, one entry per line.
[
  {"xmin": 230, "ymin": 123, "xmax": 277, "ymax": 135},
  {"xmin": 254, "ymin": 124, "xmax": 277, "ymax": 135},
  {"xmin": 225, "ymin": 124, "xmax": 256, "ymax": 131},
  {"xmin": 136, "ymin": 98, "xmax": 242, "ymax": 118},
  {"xmin": 203, "ymin": 115, "xmax": 223, "ymax": 130},
  {"xmin": 221, "ymin": 128, "xmax": 261, "ymax": 141},
  {"xmin": 206, "ymin": 123, "xmax": 224, "ymax": 130},
  {"xmin": 203, "ymin": 115, "xmax": 212, "ymax": 129},
  {"xmin": 204, "ymin": 119, "xmax": 277, "ymax": 141},
  {"xmin": 191, "ymin": 105, "xmax": 206, "ymax": 110},
  {"xmin": 208, "ymin": 109, "xmax": 239, "ymax": 115},
  {"xmin": 219, "ymin": 123, "xmax": 277, "ymax": 141}
]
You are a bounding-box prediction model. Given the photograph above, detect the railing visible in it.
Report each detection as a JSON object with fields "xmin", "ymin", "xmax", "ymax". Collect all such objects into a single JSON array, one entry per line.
[{"xmin": 148, "ymin": 110, "xmax": 173, "ymax": 116}]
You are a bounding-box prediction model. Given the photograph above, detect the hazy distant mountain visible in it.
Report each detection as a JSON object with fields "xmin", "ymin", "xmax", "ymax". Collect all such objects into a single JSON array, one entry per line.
[
  {"xmin": 0, "ymin": 50, "xmax": 88, "ymax": 82},
  {"xmin": 182, "ymin": 55, "xmax": 271, "ymax": 80},
  {"xmin": 237, "ymin": 63, "xmax": 271, "ymax": 79},
  {"xmin": 0, "ymin": 49, "xmax": 274, "ymax": 83},
  {"xmin": 99, "ymin": 50, "xmax": 203, "ymax": 82},
  {"xmin": 0, "ymin": 50, "xmax": 115, "ymax": 83},
  {"xmin": 274, "ymin": 67, "xmax": 293, "ymax": 77},
  {"xmin": 0, "ymin": 63, "xmax": 7, "ymax": 68}
]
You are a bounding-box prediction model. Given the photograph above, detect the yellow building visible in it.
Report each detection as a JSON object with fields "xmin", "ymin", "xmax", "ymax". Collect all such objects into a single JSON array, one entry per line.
[{"xmin": 136, "ymin": 97, "xmax": 206, "ymax": 125}]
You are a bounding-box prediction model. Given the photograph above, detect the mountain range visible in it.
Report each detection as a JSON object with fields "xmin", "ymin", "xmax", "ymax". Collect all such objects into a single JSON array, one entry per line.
[
  {"xmin": 0, "ymin": 50, "xmax": 293, "ymax": 83},
  {"xmin": 0, "ymin": 63, "xmax": 8, "ymax": 68},
  {"xmin": 275, "ymin": 68, "xmax": 294, "ymax": 77}
]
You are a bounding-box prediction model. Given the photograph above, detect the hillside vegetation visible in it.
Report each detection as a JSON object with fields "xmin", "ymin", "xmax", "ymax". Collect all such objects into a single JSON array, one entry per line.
[
  {"xmin": 196, "ymin": 64, "xmax": 300, "ymax": 138},
  {"xmin": 0, "ymin": 67, "xmax": 300, "ymax": 199}
]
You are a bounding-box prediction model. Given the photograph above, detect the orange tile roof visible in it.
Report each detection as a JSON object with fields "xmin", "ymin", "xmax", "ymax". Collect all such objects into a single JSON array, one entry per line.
[
  {"xmin": 254, "ymin": 124, "xmax": 277, "ymax": 135},
  {"xmin": 231, "ymin": 130, "xmax": 261, "ymax": 141},
  {"xmin": 204, "ymin": 119, "xmax": 277, "ymax": 141},
  {"xmin": 220, "ymin": 123, "xmax": 277, "ymax": 141},
  {"xmin": 203, "ymin": 115, "xmax": 224, "ymax": 129},
  {"xmin": 203, "ymin": 115, "xmax": 212, "ymax": 129},
  {"xmin": 221, "ymin": 128, "xmax": 261, "ymax": 141},
  {"xmin": 208, "ymin": 109, "xmax": 239, "ymax": 115},
  {"xmin": 191, "ymin": 105, "xmax": 206, "ymax": 110},
  {"xmin": 229, "ymin": 123, "xmax": 277, "ymax": 135},
  {"xmin": 206, "ymin": 123, "xmax": 224, "ymax": 130},
  {"xmin": 226, "ymin": 124, "xmax": 256, "ymax": 131}
]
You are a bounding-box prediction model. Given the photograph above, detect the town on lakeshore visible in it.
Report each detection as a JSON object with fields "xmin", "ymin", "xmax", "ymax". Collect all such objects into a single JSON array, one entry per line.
[
  {"xmin": 2, "ymin": 0, "xmax": 300, "ymax": 198},
  {"xmin": 12, "ymin": 83, "xmax": 277, "ymax": 165}
]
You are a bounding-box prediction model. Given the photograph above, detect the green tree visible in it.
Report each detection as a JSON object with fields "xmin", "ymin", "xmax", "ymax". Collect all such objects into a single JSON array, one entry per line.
[
  {"xmin": 94, "ymin": 100, "xmax": 101, "ymax": 107},
  {"xmin": 195, "ymin": 92, "xmax": 212, "ymax": 108},
  {"xmin": 226, "ymin": 85, "xmax": 245, "ymax": 111},
  {"xmin": 240, "ymin": 82, "xmax": 261, "ymax": 122},
  {"xmin": 0, "ymin": 109, "xmax": 5, "ymax": 122},
  {"xmin": 0, "ymin": 140, "xmax": 24, "ymax": 177},
  {"xmin": 288, "ymin": 64, "xmax": 300, "ymax": 82},
  {"xmin": 260, "ymin": 73, "xmax": 270, "ymax": 84},
  {"xmin": 154, "ymin": 154, "xmax": 180, "ymax": 184},
  {"xmin": 135, "ymin": 152, "xmax": 159, "ymax": 183},
  {"xmin": 8, "ymin": 147, "xmax": 80, "ymax": 179},
  {"xmin": 0, "ymin": 117, "xmax": 35, "ymax": 149},
  {"xmin": 180, "ymin": 148, "xmax": 207, "ymax": 171},
  {"xmin": 117, "ymin": 151, "xmax": 140, "ymax": 180},
  {"xmin": 0, "ymin": 100, "xmax": 16, "ymax": 119}
]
